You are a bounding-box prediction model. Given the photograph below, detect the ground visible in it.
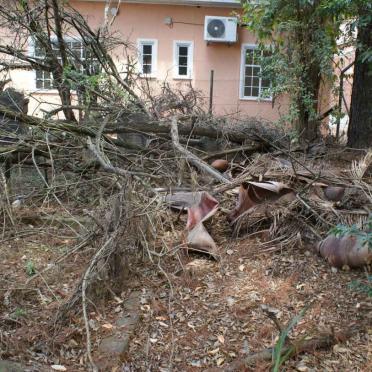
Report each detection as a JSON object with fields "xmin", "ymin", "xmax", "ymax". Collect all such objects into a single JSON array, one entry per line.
[{"xmin": 0, "ymin": 206, "xmax": 370, "ymax": 371}]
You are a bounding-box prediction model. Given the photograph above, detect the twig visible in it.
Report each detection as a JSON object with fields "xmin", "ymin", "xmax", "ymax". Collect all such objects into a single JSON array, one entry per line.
[
  {"xmin": 171, "ymin": 117, "xmax": 231, "ymax": 184},
  {"xmin": 86, "ymin": 137, "xmax": 161, "ymax": 179}
]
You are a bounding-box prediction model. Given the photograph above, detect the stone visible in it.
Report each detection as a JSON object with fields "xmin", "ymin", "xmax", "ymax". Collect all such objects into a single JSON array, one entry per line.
[
  {"xmin": 98, "ymin": 334, "xmax": 130, "ymax": 355},
  {"xmin": 123, "ymin": 291, "xmax": 141, "ymax": 312},
  {"xmin": 116, "ymin": 313, "xmax": 140, "ymax": 329}
]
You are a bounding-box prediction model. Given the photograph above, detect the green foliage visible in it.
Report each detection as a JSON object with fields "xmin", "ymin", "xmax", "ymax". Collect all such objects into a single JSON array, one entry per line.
[
  {"xmin": 350, "ymin": 275, "xmax": 372, "ymax": 297},
  {"xmin": 241, "ymin": 0, "xmax": 347, "ymax": 137},
  {"xmin": 11, "ymin": 307, "xmax": 26, "ymax": 319},
  {"xmin": 25, "ymin": 260, "xmax": 36, "ymax": 276},
  {"xmin": 272, "ymin": 307, "xmax": 307, "ymax": 372},
  {"xmin": 329, "ymin": 213, "xmax": 372, "ymax": 250}
]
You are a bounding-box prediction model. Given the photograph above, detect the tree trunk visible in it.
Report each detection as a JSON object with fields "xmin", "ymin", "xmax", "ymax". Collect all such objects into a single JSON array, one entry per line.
[
  {"xmin": 295, "ymin": 19, "xmax": 322, "ymax": 143},
  {"xmin": 296, "ymin": 65, "xmax": 321, "ymax": 143},
  {"xmin": 347, "ymin": 12, "xmax": 372, "ymax": 148}
]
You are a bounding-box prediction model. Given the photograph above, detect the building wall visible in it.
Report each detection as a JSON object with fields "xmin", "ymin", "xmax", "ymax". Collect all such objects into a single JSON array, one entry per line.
[{"xmin": 4, "ymin": 1, "xmax": 290, "ymax": 120}]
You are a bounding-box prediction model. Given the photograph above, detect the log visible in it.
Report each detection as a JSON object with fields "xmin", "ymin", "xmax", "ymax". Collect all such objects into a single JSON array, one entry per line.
[
  {"xmin": 0, "ymin": 106, "xmax": 266, "ymax": 147},
  {"xmin": 109, "ymin": 113, "xmax": 262, "ymax": 144},
  {"xmin": 170, "ymin": 117, "xmax": 231, "ymax": 184}
]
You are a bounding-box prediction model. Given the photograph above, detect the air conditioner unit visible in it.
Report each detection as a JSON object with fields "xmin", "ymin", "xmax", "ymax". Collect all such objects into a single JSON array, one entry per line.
[{"xmin": 204, "ymin": 16, "xmax": 238, "ymax": 43}]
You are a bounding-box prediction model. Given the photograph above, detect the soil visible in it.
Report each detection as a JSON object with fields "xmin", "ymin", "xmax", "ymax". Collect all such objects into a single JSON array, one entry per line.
[
  {"xmin": 0, "ymin": 209, "xmax": 370, "ymax": 371},
  {"xmin": 0, "ymin": 152, "xmax": 371, "ymax": 371}
]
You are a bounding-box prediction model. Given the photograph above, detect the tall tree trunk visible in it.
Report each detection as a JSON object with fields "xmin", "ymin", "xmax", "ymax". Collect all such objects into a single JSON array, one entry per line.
[
  {"xmin": 347, "ymin": 12, "xmax": 372, "ymax": 148},
  {"xmin": 296, "ymin": 63, "xmax": 321, "ymax": 142}
]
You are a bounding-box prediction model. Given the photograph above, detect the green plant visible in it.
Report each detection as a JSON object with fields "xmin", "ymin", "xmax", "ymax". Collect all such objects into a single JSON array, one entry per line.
[
  {"xmin": 350, "ymin": 275, "xmax": 372, "ymax": 297},
  {"xmin": 272, "ymin": 307, "xmax": 307, "ymax": 372},
  {"xmin": 242, "ymin": 0, "xmax": 343, "ymax": 141},
  {"xmin": 11, "ymin": 307, "xmax": 26, "ymax": 319},
  {"xmin": 329, "ymin": 213, "xmax": 372, "ymax": 250},
  {"xmin": 25, "ymin": 260, "xmax": 36, "ymax": 276}
]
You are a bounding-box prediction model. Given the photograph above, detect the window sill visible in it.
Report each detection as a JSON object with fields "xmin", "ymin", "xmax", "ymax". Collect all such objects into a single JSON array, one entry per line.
[
  {"xmin": 29, "ymin": 89, "xmax": 80, "ymax": 96},
  {"xmin": 173, "ymin": 76, "xmax": 193, "ymax": 80},
  {"xmin": 29, "ymin": 89, "xmax": 59, "ymax": 94},
  {"xmin": 239, "ymin": 96, "xmax": 273, "ymax": 102},
  {"xmin": 139, "ymin": 74, "xmax": 157, "ymax": 80}
]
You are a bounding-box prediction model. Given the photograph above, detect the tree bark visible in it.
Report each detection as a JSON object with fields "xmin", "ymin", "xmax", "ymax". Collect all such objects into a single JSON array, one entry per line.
[{"xmin": 347, "ymin": 11, "xmax": 372, "ymax": 148}]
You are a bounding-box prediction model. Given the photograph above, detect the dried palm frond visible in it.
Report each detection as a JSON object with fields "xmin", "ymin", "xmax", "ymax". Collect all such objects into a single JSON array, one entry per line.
[{"xmin": 350, "ymin": 150, "xmax": 372, "ymax": 180}]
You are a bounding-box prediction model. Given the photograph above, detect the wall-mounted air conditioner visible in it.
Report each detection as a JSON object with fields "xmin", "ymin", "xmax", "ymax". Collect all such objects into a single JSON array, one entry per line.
[{"xmin": 204, "ymin": 16, "xmax": 238, "ymax": 43}]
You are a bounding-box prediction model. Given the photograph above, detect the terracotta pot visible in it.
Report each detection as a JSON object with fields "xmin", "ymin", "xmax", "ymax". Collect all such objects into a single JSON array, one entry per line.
[
  {"xmin": 210, "ymin": 159, "xmax": 229, "ymax": 172},
  {"xmin": 323, "ymin": 186, "xmax": 345, "ymax": 201}
]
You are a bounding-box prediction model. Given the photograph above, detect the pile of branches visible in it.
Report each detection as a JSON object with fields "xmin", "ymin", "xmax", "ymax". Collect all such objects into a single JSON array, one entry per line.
[{"xmin": 223, "ymin": 150, "xmax": 372, "ymax": 251}]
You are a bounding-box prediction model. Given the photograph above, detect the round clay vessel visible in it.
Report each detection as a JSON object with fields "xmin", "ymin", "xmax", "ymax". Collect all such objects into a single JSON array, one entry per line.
[
  {"xmin": 323, "ymin": 186, "xmax": 345, "ymax": 201},
  {"xmin": 210, "ymin": 159, "xmax": 229, "ymax": 172}
]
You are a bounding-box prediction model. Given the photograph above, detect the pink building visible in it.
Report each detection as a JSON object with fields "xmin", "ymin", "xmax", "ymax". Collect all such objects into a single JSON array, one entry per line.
[{"xmin": 3, "ymin": 0, "xmax": 291, "ymax": 121}]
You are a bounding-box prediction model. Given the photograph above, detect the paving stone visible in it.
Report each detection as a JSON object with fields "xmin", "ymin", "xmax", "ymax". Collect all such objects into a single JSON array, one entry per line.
[
  {"xmin": 98, "ymin": 334, "xmax": 130, "ymax": 355},
  {"xmin": 116, "ymin": 313, "xmax": 140, "ymax": 329},
  {"xmin": 123, "ymin": 291, "xmax": 141, "ymax": 312}
]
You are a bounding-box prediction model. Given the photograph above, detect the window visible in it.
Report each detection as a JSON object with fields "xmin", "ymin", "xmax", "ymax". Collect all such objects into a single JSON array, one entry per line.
[
  {"xmin": 174, "ymin": 41, "xmax": 193, "ymax": 79},
  {"xmin": 240, "ymin": 45, "xmax": 271, "ymax": 100},
  {"xmin": 138, "ymin": 39, "xmax": 158, "ymax": 76},
  {"xmin": 33, "ymin": 39, "xmax": 98, "ymax": 90}
]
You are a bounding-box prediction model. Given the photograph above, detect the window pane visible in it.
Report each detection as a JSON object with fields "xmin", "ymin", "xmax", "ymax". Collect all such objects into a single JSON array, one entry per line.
[
  {"xmin": 244, "ymin": 75, "xmax": 253, "ymax": 87},
  {"xmin": 143, "ymin": 64, "xmax": 152, "ymax": 74},
  {"xmin": 253, "ymin": 67, "xmax": 260, "ymax": 76},
  {"xmin": 252, "ymin": 87, "xmax": 259, "ymax": 97},
  {"xmin": 36, "ymin": 79, "xmax": 43, "ymax": 89},
  {"xmin": 178, "ymin": 66, "xmax": 188, "ymax": 76},
  {"xmin": 36, "ymin": 70, "xmax": 43, "ymax": 79},
  {"xmin": 72, "ymin": 42, "xmax": 82, "ymax": 49},
  {"xmin": 44, "ymin": 80, "xmax": 51, "ymax": 89},
  {"xmin": 244, "ymin": 87, "xmax": 252, "ymax": 97},
  {"xmin": 245, "ymin": 49, "xmax": 254, "ymax": 65},
  {"xmin": 143, "ymin": 55, "xmax": 152, "ymax": 65},
  {"xmin": 35, "ymin": 43, "xmax": 45, "ymax": 58},
  {"xmin": 252, "ymin": 77, "xmax": 259, "ymax": 87},
  {"xmin": 143, "ymin": 44, "xmax": 152, "ymax": 54},
  {"xmin": 179, "ymin": 46, "xmax": 188, "ymax": 56},
  {"xmin": 245, "ymin": 66, "xmax": 252, "ymax": 77},
  {"xmin": 179, "ymin": 56, "xmax": 188, "ymax": 66}
]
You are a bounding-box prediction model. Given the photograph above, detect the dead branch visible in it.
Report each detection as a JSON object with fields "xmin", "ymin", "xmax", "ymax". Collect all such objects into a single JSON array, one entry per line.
[
  {"xmin": 171, "ymin": 117, "xmax": 231, "ymax": 184},
  {"xmin": 202, "ymin": 144, "xmax": 263, "ymax": 161}
]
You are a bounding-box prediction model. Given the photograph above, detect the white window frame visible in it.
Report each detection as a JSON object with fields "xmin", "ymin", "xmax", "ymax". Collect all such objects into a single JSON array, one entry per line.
[
  {"xmin": 137, "ymin": 39, "xmax": 158, "ymax": 78},
  {"xmin": 239, "ymin": 44, "xmax": 272, "ymax": 101},
  {"xmin": 29, "ymin": 36, "xmax": 94, "ymax": 92},
  {"xmin": 173, "ymin": 41, "xmax": 193, "ymax": 80}
]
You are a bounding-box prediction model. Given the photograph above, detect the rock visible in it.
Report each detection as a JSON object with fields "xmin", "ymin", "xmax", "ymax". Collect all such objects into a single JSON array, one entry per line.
[{"xmin": 98, "ymin": 334, "xmax": 130, "ymax": 355}]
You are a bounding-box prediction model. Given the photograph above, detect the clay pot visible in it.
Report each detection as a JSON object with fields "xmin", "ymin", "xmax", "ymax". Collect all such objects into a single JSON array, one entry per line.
[
  {"xmin": 210, "ymin": 159, "xmax": 229, "ymax": 172},
  {"xmin": 317, "ymin": 234, "xmax": 371, "ymax": 268},
  {"xmin": 323, "ymin": 186, "xmax": 345, "ymax": 202}
]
